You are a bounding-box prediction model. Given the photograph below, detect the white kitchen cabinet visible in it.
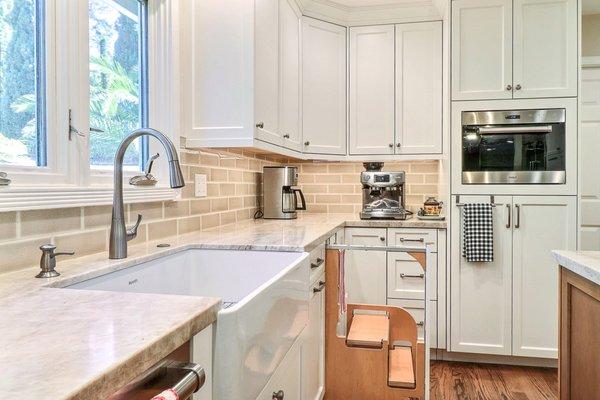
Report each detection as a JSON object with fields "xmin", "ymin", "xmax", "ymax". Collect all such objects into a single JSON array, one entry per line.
[
  {"xmin": 191, "ymin": 325, "xmax": 213, "ymax": 400},
  {"xmin": 512, "ymin": 196, "xmax": 577, "ymax": 358},
  {"xmin": 255, "ymin": 0, "xmax": 280, "ymax": 145},
  {"xmin": 512, "ymin": 0, "xmax": 577, "ymax": 98},
  {"xmin": 303, "ymin": 272, "xmax": 325, "ymax": 400},
  {"xmin": 451, "ymin": 0, "xmax": 577, "ymax": 100},
  {"xmin": 278, "ymin": 0, "xmax": 302, "ymax": 151},
  {"xmin": 450, "ymin": 195, "xmax": 513, "ymax": 355},
  {"xmin": 451, "ymin": 0, "xmax": 513, "ymax": 100},
  {"xmin": 349, "ymin": 25, "xmax": 395, "ymax": 155},
  {"xmin": 301, "ymin": 17, "xmax": 347, "ymax": 155},
  {"xmin": 256, "ymin": 335, "xmax": 303, "ymax": 400},
  {"xmin": 395, "ymin": 21, "xmax": 442, "ymax": 154},
  {"xmin": 344, "ymin": 228, "xmax": 387, "ymax": 304}
]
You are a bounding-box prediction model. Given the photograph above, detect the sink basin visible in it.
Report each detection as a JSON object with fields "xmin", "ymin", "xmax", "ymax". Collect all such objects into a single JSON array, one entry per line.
[{"xmin": 67, "ymin": 249, "xmax": 310, "ymax": 400}]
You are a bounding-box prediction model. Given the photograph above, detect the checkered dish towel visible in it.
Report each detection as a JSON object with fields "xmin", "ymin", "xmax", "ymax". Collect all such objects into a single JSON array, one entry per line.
[{"xmin": 462, "ymin": 203, "xmax": 494, "ymax": 262}]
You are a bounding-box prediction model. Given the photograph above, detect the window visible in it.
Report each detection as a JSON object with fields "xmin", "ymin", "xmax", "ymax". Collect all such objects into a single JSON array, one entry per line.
[
  {"xmin": 0, "ymin": 0, "xmax": 46, "ymax": 167},
  {"xmin": 88, "ymin": 0, "xmax": 148, "ymax": 170}
]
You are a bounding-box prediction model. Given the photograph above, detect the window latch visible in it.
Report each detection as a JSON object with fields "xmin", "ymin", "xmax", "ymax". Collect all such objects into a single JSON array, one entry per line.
[
  {"xmin": 68, "ymin": 109, "xmax": 85, "ymax": 140},
  {"xmin": 0, "ymin": 172, "xmax": 11, "ymax": 186}
]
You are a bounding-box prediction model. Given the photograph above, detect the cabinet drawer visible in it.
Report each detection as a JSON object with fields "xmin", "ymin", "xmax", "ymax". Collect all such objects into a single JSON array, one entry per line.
[
  {"xmin": 345, "ymin": 227, "xmax": 387, "ymax": 246},
  {"xmin": 309, "ymin": 243, "xmax": 326, "ymax": 285},
  {"xmin": 387, "ymin": 228, "xmax": 437, "ymax": 251},
  {"xmin": 387, "ymin": 299, "xmax": 437, "ymax": 347},
  {"xmin": 387, "ymin": 251, "xmax": 437, "ymax": 300}
]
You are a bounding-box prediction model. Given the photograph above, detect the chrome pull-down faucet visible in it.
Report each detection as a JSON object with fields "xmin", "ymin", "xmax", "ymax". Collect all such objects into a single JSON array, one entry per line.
[{"xmin": 109, "ymin": 128, "xmax": 185, "ymax": 259}]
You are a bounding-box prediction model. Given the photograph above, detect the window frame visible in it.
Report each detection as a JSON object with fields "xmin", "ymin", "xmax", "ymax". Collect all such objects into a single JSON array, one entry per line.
[{"xmin": 0, "ymin": 0, "xmax": 181, "ymax": 211}]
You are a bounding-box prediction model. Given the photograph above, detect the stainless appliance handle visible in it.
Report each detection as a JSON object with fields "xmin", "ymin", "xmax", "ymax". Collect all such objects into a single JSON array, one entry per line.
[
  {"xmin": 477, "ymin": 125, "xmax": 553, "ymax": 135},
  {"xmin": 293, "ymin": 189, "xmax": 307, "ymax": 211},
  {"xmin": 515, "ymin": 204, "xmax": 521, "ymax": 229}
]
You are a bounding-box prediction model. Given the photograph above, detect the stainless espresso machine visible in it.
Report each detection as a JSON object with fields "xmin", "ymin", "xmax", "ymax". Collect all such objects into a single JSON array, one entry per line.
[
  {"xmin": 360, "ymin": 162, "xmax": 409, "ymax": 220},
  {"xmin": 262, "ymin": 166, "xmax": 307, "ymax": 219}
]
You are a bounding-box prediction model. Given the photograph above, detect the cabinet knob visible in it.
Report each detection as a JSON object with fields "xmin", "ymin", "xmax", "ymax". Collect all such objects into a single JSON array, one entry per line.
[
  {"xmin": 379, "ymin": 236, "xmax": 385, "ymax": 242},
  {"xmin": 255, "ymin": 122, "xmax": 264, "ymax": 129},
  {"xmin": 272, "ymin": 390, "xmax": 285, "ymax": 400},
  {"xmin": 396, "ymin": 143, "xmax": 401, "ymax": 148},
  {"xmin": 304, "ymin": 141, "xmax": 310, "ymax": 146},
  {"xmin": 283, "ymin": 134, "xmax": 290, "ymax": 139},
  {"xmin": 506, "ymin": 84, "xmax": 512, "ymax": 91},
  {"xmin": 515, "ymin": 84, "xmax": 522, "ymax": 91},
  {"xmin": 388, "ymin": 143, "xmax": 394, "ymax": 148}
]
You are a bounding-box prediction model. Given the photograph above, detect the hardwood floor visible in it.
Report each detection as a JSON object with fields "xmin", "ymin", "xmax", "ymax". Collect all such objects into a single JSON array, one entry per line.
[{"xmin": 430, "ymin": 361, "xmax": 558, "ymax": 400}]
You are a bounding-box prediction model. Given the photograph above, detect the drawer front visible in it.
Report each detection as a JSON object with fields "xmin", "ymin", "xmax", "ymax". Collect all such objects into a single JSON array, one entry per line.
[
  {"xmin": 387, "ymin": 299, "xmax": 438, "ymax": 347},
  {"xmin": 309, "ymin": 243, "xmax": 326, "ymax": 285},
  {"xmin": 387, "ymin": 228, "xmax": 437, "ymax": 252},
  {"xmin": 345, "ymin": 227, "xmax": 387, "ymax": 246},
  {"xmin": 387, "ymin": 251, "xmax": 437, "ymax": 300}
]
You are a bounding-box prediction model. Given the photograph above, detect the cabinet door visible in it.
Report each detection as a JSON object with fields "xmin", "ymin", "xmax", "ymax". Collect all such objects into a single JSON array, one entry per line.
[
  {"xmin": 257, "ymin": 336, "xmax": 302, "ymax": 400},
  {"xmin": 387, "ymin": 251, "xmax": 437, "ymax": 301},
  {"xmin": 349, "ymin": 25, "xmax": 395, "ymax": 155},
  {"xmin": 512, "ymin": 196, "xmax": 577, "ymax": 358},
  {"xmin": 255, "ymin": 0, "xmax": 280, "ymax": 144},
  {"xmin": 301, "ymin": 17, "xmax": 347, "ymax": 155},
  {"xmin": 395, "ymin": 21, "xmax": 442, "ymax": 154},
  {"xmin": 513, "ymin": 0, "xmax": 577, "ymax": 98},
  {"xmin": 344, "ymin": 228, "xmax": 387, "ymax": 304},
  {"xmin": 450, "ymin": 195, "xmax": 513, "ymax": 355},
  {"xmin": 451, "ymin": 0, "xmax": 513, "ymax": 100},
  {"xmin": 303, "ymin": 276, "xmax": 325, "ymax": 400},
  {"xmin": 279, "ymin": 0, "xmax": 301, "ymax": 151}
]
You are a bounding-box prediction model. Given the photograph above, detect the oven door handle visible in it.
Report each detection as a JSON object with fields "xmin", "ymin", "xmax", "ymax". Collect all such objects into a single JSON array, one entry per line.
[{"xmin": 477, "ymin": 125, "xmax": 553, "ymax": 135}]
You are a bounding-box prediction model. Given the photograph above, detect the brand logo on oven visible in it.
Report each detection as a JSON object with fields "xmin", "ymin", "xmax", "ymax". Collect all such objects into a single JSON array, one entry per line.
[
  {"xmin": 505, "ymin": 114, "xmax": 521, "ymax": 120},
  {"xmin": 128, "ymin": 278, "xmax": 138, "ymax": 286}
]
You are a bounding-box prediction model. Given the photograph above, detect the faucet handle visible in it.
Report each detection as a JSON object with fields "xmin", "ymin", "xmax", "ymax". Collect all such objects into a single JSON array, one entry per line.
[{"xmin": 126, "ymin": 214, "xmax": 143, "ymax": 241}]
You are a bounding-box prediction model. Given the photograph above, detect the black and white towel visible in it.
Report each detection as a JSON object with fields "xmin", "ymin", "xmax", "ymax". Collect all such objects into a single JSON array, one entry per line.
[{"xmin": 462, "ymin": 203, "xmax": 494, "ymax": 262}]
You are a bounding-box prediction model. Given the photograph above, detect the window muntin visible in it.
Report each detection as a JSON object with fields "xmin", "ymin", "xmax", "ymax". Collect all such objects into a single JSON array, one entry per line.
[
  {"xmin": 88, "ymin": 0, "xmax": 148, "ymax": 169},
  {"xmin": 0, "ymin": 0, "xmax": 46, "ymax": 167}
]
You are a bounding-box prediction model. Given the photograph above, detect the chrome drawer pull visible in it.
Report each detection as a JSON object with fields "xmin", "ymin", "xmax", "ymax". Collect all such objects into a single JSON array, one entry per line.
[
  {"xmin": 399, "ymin": 238, "xmax": 424, "ymax": 243},
  {"xmin": 310, "ymin": 257, "xmax": 325, "ymax": 269},
  {"xmin": 400, "ymin": 273, "xmax": 424, "ymax": 279},
  {"xmin": 313, "ymin": 280, "xmax": 326, "ymax": 293}
]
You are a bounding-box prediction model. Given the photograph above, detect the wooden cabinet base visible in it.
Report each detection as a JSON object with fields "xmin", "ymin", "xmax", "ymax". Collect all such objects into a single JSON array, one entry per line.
[{"xmin": 559, "ymin": 267, "xmax": 600, "ymax": 400}]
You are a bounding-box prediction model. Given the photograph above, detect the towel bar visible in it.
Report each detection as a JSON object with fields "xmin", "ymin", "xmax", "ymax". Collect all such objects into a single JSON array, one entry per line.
[
  {"xmin": 455, "ymin": 194, "xmax": 497, "ymax": 207},
  {"xmin": 325, "ymin": 244, "xmax": 427, "ymax": 253}
]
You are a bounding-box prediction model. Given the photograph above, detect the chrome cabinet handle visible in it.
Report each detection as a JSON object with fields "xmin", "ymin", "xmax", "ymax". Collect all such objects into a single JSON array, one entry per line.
[
  {"xmin": 273, "ymin": 390, "xmax": 285, "ymax": 400},
  {"xmin": 506, "ymin": 204, "xmax": 511, "ymax": 228},
  {"xmin": 310, "ymin": 257, "xmax": 325, "ymax": 269},
  {"xmin": 506, "ymin": 84, "xmax": 512, "ymax": 91},
  {"xmin": 399, "ymin": 238, "xmax": 424, "ymax": 243},
  {"xmin": 400, "ymin": 273, "xmax": 424, "ymax": 279},
  {"xmin": 313, "ymin": 280, "xmax": 326, "ymax": 293},
  {"xmin": 514, "ymin": 204, "xmax": 520, "ymax": 229},
  {"xmin": 515, "ymin": 84, "xmax": 522, "ymax": 90},
  {"xmin": 255, "ymin": 122, "xmax": 264, "ymax": 129}
]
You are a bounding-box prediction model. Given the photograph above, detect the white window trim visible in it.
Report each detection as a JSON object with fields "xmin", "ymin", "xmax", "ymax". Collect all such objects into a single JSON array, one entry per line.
[{"xmin": 0, "ymin": 0, "xmax": 181, "ymax": 211}]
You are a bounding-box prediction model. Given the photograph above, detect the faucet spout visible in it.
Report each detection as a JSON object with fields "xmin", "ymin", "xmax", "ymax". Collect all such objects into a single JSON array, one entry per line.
[{"xmin": 109, "ymin": 128, "xmax": 185, "ymax": 259}]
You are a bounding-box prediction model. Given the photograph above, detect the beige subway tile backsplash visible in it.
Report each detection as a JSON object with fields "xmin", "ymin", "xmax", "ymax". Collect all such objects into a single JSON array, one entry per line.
[
  {"xmin": 0, "ymin": 212, "xmax": 17, "ymax": 241},
  {"xmin": 21, "ymin": 208, "xmax": 81, "ymax": 237},
  {"xmin": 54, "ymin": 229, "xmax": 107, "ymax": 257}
]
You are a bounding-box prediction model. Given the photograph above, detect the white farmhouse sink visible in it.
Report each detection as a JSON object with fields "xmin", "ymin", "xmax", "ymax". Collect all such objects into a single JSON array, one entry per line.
[{"xmin": 67, "ymin": 249, "xmax": 310, "ymax": 400}]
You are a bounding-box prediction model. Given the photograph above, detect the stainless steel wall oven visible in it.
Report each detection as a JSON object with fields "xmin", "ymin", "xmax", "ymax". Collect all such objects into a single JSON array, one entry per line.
[{"xmin": 461, "ymin": 109, "xmax": 566, "ymax": 184}]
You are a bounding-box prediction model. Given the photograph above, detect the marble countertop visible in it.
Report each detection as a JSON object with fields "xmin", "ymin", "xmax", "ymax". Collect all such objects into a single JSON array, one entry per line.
[
  {"xmin": 0, "ymin": 213, "xmax": 445, "ymax": 399},
  {"xmin": 552, "ymin": 250, "xmax": 600, "ymax": 286}
]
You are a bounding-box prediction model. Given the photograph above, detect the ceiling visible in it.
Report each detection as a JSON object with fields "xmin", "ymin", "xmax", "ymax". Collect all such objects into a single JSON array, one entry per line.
[
  {"xmin": 583, "ymin": 0, "xmax": 600, "ymax": 15},
  {"xmin": 321, "ymin": 0, "xmax": 424, "ymax": 8}
]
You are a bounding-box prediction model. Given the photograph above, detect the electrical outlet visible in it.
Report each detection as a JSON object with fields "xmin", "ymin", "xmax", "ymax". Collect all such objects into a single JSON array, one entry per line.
[{"xmin": 195, "ymin": 174, "xmax": 207, "ymax": 197}]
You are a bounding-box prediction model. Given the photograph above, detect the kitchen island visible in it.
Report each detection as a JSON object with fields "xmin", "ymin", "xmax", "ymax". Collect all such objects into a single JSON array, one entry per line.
[{"xmin": 552, "ymin": 251, "xmax": 600, "ymax": 400}]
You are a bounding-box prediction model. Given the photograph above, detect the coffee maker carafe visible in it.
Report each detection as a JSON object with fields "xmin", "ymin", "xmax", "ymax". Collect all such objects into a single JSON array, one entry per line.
[{"xmin": 262, "ymin": 166, "xmax": 306, "ymax": 219}]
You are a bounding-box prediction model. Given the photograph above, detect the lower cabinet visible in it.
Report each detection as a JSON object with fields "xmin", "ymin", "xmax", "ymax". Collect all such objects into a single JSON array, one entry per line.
[
  {"xmin": 450, "ymin": 195, "xmax": 577, "ymax": 358},
  {"xmin": 344, "ymin": 228, "xmax": 387, "ymax": 304},
  {"xmin": 191, "ymin": 325, "xmax": 214, "ymax": 400},
  {"xmin": 303, "ymin": 271, "xmax": 326, "ymax": 400},
  {"xmin": 256, "ymin": 334, "xmax": 303, "ymax": 400}
]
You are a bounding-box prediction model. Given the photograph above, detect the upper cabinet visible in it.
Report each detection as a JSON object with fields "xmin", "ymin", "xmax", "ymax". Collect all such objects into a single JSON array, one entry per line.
[
  {"xmin": 302, "ymin": 17, "xmax": 347, "ymax": 155},
  {"xmin": 349, "ymin": 25, "xmax": 396, "ymax": 155},
  {"xmin": 452, "ymin": 0, "xmax": 577, "ymax": 101},
  {"xmin": 349, "ymin": 22, "xmax": 442, "ymax": 155}
]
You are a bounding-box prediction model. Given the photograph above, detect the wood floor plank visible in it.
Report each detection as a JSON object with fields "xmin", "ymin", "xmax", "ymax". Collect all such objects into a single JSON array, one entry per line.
[{"xmin": 430, "ymin": 361, "xmax": 558, "ymax": 400}]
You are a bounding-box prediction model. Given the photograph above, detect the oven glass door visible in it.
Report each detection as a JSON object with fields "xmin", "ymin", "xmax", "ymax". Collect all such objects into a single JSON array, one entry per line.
[{"xmin": 462, "ymin": 123, "xmax": 566, "ymax": 184}]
